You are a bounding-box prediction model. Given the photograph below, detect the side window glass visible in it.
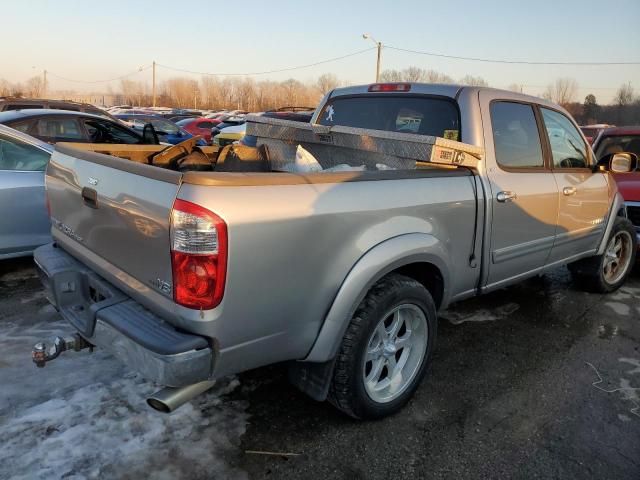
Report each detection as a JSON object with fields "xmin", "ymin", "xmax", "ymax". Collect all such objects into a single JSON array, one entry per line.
[
  {"xmin": 82, "ymin": 119, "xmax": 140, "ymax": 144},
  {"xmin": 0, "ymin": 135, "xmax": 50, "ymax": 171},
  {"xmin": 36, "ymin": 118, "xmax": 83, "ymax": 140},
  {"xmin": 541, "ymin": 108, "xmax": 589, "ymax": 169},
  {"xmin": 490, "ymin": 102, "xmax": 544, "ymax": 169},
  {"xmin": 8, "ymin": 120, "xmax": 34, "ymax": 133}
]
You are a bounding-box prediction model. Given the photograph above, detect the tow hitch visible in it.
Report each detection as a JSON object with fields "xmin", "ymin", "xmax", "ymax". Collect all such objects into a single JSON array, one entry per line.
[{"xmin": 32, "ymin": 334, "xmax": 93, "ymax": 367}]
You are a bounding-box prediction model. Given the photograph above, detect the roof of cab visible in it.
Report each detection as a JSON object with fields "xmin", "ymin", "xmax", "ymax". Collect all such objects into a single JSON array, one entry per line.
[
  {"xmin": 325, "ymin": 83, "xmax": 568, "ymax": 117},
  {"xmin": 0, "ymin": 108, "xmax": 114, "ymax": 123}
]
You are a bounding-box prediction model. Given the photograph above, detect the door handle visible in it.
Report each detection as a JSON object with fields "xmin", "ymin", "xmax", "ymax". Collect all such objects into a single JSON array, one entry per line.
[
  {"xmin": 81, "ymin": 187, "xmax": 98, "ymax": 209},
  {"xmin": 563, "ymin": 186, "xmax": 577, "ymax": 196},
  {"xmin": 496, "ymin": 191, "xmax": 517, "ymax": 203}
]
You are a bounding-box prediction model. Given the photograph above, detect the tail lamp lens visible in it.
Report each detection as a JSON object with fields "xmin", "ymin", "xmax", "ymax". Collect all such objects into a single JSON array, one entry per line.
[
  {"xmin": 171, "ymin": 199, "xmax": 227, "ymax": 309},
  {"xmin": 368, "ymin": 83, "xmax": 412, "ymax": 92}
]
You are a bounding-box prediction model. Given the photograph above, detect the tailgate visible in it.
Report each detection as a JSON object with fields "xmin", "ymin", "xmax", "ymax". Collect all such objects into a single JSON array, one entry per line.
[{"xmin": 46, "ymin": 144, "xmax": 182, "ymax": 299}]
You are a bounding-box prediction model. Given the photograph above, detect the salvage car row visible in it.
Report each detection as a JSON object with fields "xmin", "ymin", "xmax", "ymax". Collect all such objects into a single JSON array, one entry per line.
[{"xmin": 1, "ymin": 85, "xmax": 639, "ymax": 420}]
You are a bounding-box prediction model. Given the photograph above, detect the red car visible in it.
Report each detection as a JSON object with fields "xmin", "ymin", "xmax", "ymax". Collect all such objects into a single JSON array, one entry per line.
[
  {"xmin": 592, "ymin": 126, "xmax": 640, "ymax": 245},
  {"xmin": 176, "ymin": 117, "xmax": 220, "ymax": 144}
]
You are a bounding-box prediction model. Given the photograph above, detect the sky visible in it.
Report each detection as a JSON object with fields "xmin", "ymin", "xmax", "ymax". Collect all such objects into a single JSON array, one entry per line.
[{"xmin": 1, "ymin": 0, "xmax": 639, "ymax": 104}]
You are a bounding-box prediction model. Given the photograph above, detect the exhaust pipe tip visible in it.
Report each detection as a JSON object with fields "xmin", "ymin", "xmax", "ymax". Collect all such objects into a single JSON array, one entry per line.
[
  {"xmin": 147, "ymin": 380, "xmax": 216, "ymax": 413},
  {"xmin": 146, "ymin": 397, "xmax": 173, "ymax": 413}
]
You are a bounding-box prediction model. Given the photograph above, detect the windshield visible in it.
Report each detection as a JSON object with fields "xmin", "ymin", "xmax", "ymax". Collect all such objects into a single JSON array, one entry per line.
[
  {"xmin": 594, "ymin": 135, "xmax": 640, "ymax": 161},
  {"xmin": 317, "ymin": 95, "xmax": 460, "ymax": 139}
]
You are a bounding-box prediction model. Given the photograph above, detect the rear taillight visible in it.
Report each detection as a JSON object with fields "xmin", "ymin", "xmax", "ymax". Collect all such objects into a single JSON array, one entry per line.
[
  {"xmin": 368, "ymin": 83, "xmax": 411, "ymax": 92},
  {"xmin": 45, "ymin": 193, "xmax": 51, "ymax": 217},
  {"xmin": 170, "ymin": 199, "xmax": 227, "ymax": 310}
]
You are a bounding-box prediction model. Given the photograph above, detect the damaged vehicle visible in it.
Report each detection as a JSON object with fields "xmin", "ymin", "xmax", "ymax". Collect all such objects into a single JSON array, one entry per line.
[{"xmin": 32, "ymin": 84, "xmax": 637, "ymax": 419}]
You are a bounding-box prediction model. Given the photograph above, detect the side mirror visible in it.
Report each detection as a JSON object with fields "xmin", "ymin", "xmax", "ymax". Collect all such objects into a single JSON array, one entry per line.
[
  {"xmin": 610, "ymin": 153, "xmax": 637, "ymax": 173},
  {"xmin": 593, "ymin": 152, "xmax": 638, "ymax": 173},
  {"xmin": 142, "ymin": 123, "xmax": 159, "ymax": 145}
]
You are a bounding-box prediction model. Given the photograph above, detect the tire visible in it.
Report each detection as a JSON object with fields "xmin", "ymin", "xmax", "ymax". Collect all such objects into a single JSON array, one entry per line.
[
  {"xmin": 328, "ymin": 274, "xmax": 437, "ymax": 420},
  {"xmin": 569, "ymin": 217, "xmax": 637, "ymax": 293}
]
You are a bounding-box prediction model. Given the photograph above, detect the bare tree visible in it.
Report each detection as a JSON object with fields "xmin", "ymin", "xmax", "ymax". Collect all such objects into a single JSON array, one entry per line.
[
  {"xmin": 423, "ymin": 70, "xmax": 454, "ymax": 84},
  {"xmin": 379, "ymin": 69, "xmax": 404, "ymax": 82},
  {"xmin": 0, "ymin": 79, "xmax": 12, "ymax": 96},
  {"xmin": 507, "ymin": 83, "xmax": 524, "ymax": 93},
  {"xmin": 25, "ymin": 76, "xmax": 44, "ymax": 97},
  {"xmin": 316, "ymin": 73, "xmax": 340, "ymax": 95},
  {"xmin": 163, "ymin": 77, "xmax": 198, "ymax": 108},
  {"xmin": 459, "ymin": 75, "xmax": 488, "ymax": 87},
  {"xmin": 614, "ymin": 83, "xmax": 635, "ymax": 106},
  {"xmin": 379, "ymin": 67, "xmax": 453, "ymax": 84},
  {"xmin": 543, "ymin": 78, "xmax": 578, "ymax": 106},
  {"xmin": 402, "ymin": 66, "xmax": 428, "ymax": 82}
]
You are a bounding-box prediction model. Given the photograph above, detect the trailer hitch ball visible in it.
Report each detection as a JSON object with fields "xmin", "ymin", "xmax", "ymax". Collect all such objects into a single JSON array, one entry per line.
[
  {"xmin": 31, "ymin": 334, "xmax": 93, "ymax": 368},
  {"xmin": 32, "ymin": 342, "xmax": 48, "ymax": 368}
]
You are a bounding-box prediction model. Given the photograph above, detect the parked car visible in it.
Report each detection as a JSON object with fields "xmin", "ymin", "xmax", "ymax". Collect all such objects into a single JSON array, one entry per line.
[
  {"xmin": 212, "ymin": 123, "xmax": 246, "ymax": 147},
  {"xmin": 115, "ymin": 114, "xmax": 205, "ymax": 146},
  {"xmin": 32, "ymin": 84, "xmax": 637, "ymax": 420},
  {"xmin": 0, "ymin": 97, "xmax": 117, "ymax": 120},
  {"xmin": 592, "ymin": 126, "xmax": 640, "ymax": 245},
  {"xmin": 0, "ymin": 109, "xmax": 153, "ymax": 145},
  {"xmin": 210, "ymin": 116, "xmax": 245, "ymax": 137},
  {"xmin": 580, "ymin": 124, "xmax": 614, "ymax": 144},
  {"xmin": 167, "ymin": 114, "xmax": 199, "ymax": 123},
  {"xmin": 176, "ymin": 117, "xmax": 220, "ymax": 144},
  {"xmin": 0, "ymin": 125, "xmax": 53, "ymax": 258}
]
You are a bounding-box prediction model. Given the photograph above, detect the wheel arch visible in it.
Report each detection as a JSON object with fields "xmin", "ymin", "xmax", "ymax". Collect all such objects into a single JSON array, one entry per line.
[{"xmin": 304, "ymin": 233, "xmax": 451, "ymax": 363}]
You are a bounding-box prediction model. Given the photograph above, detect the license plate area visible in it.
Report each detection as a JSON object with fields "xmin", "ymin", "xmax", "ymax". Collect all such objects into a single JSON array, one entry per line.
[{"xmin": 51, "ymin": 270, "xmax": 126, "ymax": 337}]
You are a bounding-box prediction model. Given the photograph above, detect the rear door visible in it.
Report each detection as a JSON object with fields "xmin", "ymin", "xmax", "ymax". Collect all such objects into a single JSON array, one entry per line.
[
  {"xmin": 480, "ymin": 95, "xmax": 559, "ymax": 287},
  {"xmin": 540, "ymin": 107, "xmax": 609, "ymax": 263},
  {"xmin": 0, "ymin": 133, "xmax": 51, "ymax": 256}
]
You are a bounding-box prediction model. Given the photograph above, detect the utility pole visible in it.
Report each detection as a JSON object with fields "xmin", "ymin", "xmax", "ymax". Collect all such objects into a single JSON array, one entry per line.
[
  {"xmin": 375, "ymin": 41, "xmax": 382, "ymax": 83},
  {"xmin": 152, "ymin": 61, "xmax": 156, "ymax": 107},
  {"xmin": 362, "ymin": 34, "xmax": 382, "ymax": 82},
  {"xmin": 43, "ymin": 69, "xmax": 47, "ymax": 97}
]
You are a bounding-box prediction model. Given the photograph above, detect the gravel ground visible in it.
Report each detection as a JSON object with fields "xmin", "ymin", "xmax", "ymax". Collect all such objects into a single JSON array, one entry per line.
[{"xmin": 1, "ymin": 258, "xmax": 638, "ymax": 479}]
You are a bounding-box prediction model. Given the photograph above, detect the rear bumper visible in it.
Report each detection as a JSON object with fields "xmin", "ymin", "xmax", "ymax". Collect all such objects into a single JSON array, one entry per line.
[{"xmin": 34, "ymin": 243, "xmax": 214, "ymax": 387}]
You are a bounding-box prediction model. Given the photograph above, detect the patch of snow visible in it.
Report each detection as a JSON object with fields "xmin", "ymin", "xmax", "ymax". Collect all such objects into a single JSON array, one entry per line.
[
  {"xmin": 618, "ymin": 413, "xmax": 632, "ymax": 422},
  {"xmin": 20, "ymin": 290, "xmax": 46, "ymax": 304},
  {"xmin": 442, "ymin": 302, "xmax": 520, "ymax": 325},
  {"xmin": 604, "ymin": 302, "xmax": 630, "ymax": 316},
  {"xmin": 0, "ymin": 268, "xmax": 38, "ymax": 283},
  {"xmin": 0, "ymin": 315, "xmax": 249, "ymax": 480}
]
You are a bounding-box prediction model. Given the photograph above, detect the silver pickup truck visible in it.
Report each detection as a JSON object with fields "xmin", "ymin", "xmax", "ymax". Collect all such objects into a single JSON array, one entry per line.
[{"xmin": 33, "ymin": 84, "xmax": 638, "ymax": 419}]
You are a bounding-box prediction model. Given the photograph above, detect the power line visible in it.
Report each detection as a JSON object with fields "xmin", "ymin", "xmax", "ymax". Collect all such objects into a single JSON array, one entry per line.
[
  {"xmin": 385, "ymin": 45, "xmax": 640, "ymax": 66},
  {"xmin": 47, "ymin": 65, "xmax": 152, "ymax": 84},
  {"xmin": 156, "ymin": 47, "xmax": 376, "ymax": 76}
]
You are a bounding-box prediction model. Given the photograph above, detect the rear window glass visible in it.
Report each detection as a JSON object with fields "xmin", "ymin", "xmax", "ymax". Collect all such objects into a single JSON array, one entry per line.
[{"xmin": 317, "ymin": 95, "xmax": 460, "ymax": 140}]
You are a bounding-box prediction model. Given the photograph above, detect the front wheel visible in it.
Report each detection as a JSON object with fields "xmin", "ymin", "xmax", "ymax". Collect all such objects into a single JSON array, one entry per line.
[
  {"xmin": 328, "ymin": 274, "xmax": 437, "ymax": 419},
  {"xmin": 569, "ymin": 217, "xmax": 637, "ymax": 293}
]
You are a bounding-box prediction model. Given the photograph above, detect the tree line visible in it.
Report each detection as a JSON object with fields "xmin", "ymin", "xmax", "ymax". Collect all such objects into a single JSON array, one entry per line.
[{"xmin": 1, "ymin": 69, "xmax": 638, "ymax": 124}]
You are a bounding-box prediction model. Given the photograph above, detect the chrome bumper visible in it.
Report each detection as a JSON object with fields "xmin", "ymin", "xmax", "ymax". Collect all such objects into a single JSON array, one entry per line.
[{"xmin": 34, "ymin": 243, "xmax": 214, "ymax": 387}]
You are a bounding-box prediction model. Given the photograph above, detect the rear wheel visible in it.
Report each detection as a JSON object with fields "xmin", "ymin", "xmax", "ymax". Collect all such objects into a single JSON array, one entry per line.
[
  {"xmin": 328, "ymin": 274, "xmax": 437, "ymax": 419},
  {"xmin": 569, "ymin": 217, "xmax": 637, "ymax": 293}
]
